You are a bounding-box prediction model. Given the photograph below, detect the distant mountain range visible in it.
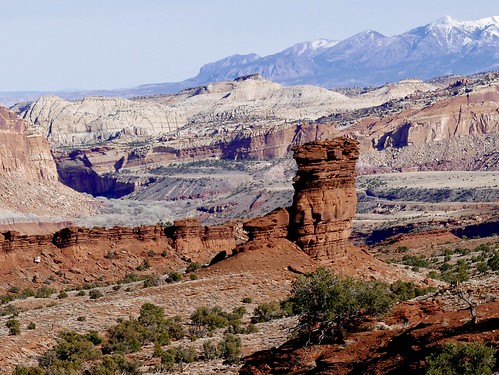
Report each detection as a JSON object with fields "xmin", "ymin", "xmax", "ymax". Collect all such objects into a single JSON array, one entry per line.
[{"xmin": 1, "ymin": 15, "xmax": 498, "ymax": 106}]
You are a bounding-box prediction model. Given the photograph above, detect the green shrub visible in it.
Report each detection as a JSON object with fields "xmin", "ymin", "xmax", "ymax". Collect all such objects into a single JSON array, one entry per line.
[
  {"xmin": 138, "ymin": 303, "xmax": 170, "ymax": 345},
  {"xmin": 458, "ymin": 248, "xmax": 471, "ymax": 256},
  {"xmin": 1, "ymin": 294, "xmax": 16, "ymax": 304},
  {"xmin": 89, "ymin": 289, "xmax": 103, "ymax": 299},
  {"xmin": 118, "ymin": 273, "xmax": 139, "ymax": 284},
  {"xmin": 443, "ymin": 249, "xmax": 454, "ymax": 256},
  {"xmin": 190, "ymin": 306, "xmax": 229, "ymax": 335},
  {"xmin": 27, "ymin": 322, "xmax": 36, "ymax": 330},
  {"xmin": 439, "ymin": 262, "xmax": 452, "ymax": 272},
  {"xmin": 186, "ymin": 262, "xmax": 201, "ymax": 273},
  {"xmin": 77, "ymin": 316, "xmax": 86, "ymax": 322},
  {"xmin": 475, "ymin": 243, "xmax": 491, "ymax": 254},
  {"xmin": 245, "ymin": 323, "xmax": 258, "ymax": 334},
  {"xmin": 9, "ymin": 286, "xmax": 20, "ymax": 294},
  {"xmin": 159, "ymin": 345, "xmax": 198, "ymax": 371},
  {"xmin": 105, "ymin": 303, "xmax": 184, "ymax": 354},
  {"xmin": 85, "ymin": 331, "xmax": 104, "ymax": 345},
  {"xmin": 425, "ymin": 341, "xmax": 496, "ymax": 375},
  {"xmin": 38, "ymin": 330, "xmax": 100, "ymax": 372},
  {"xmin": 104, "ymin": 318, "xmax": 145, "ymax": 354},
  {"xmin": 218, "ymin": 333, "xmax": 241, "ymax": 364},
  {"xmin": 487, "ymin": 252, "xmax": 499, "ymax": 271},
  {"xmin": 289, "ymin": 267, "xmax": 394, "ymax": 341},
  {"xmin": 165, "ymin": 271, "xmax": 182, "ymax": 283},
  {"xmin": 251, "ymin": 301, "xmax": 292, "ymax": 323},
  {"xmin": 441, "ymin": 265, "xmax": 469, "ymax": 284},
  {"xmin": 11, "ymin": 366, "xmax": 43, "ymax": 375},
  {"xmin": 35, "ymin": 287, "xmax": 55, "ymax": 298},
  {"xmin": 2, "ymin": 304, "xmax": 19, "ymax": 317},
  {"xmin": 159, "ymin": 348, "xmax": 176, "ymax": 372},
  {"xmin": 477, "ymin": 262, "xmax": 489, "ymax": 273},
  {"xmin": 173, "ymin": 345, "xmax": 198, "ymax": 364},
  {"xmin": 76, "ymin": 290, "xmax": 86, "ymax": 297},
  {"xmin": 142, "ymin": 274, "xmax": 160, "ymax": 288},
  {"xmin": 92, "ymin": 354, "xmax": 141, "ymax": 375},
  {"xmin": 57, "ymin": 291, "xmax": 68, "ymax": 299},
  {"xmin": 6, "ymin": 319, "xmax": 21, "ymax": 335},
  {"xmin": 165, "ymin": 315, "xmax": 185, "ymax": 340},
  {"xmin": 390, "ymin": 281, "xmax": 436, "ymax": 301},
  {"xmin": 202, "ymin": 340, "xmax": 219, "ymax": 361},
  {"xmin": 242, "ymin": 297, "xmax": 252, "ymax": 304},
  {"xmin": 427, "ymin": 270, "xmax": 440, "ymax": 279},
  {"xmin": 190, "ymin": 274, "xmax": 198, "ymax": 280},
  {"xmin": 401, "ymin": 255, "xmax": 429, "ymax": 268},
  {"xmin": 136, "ymin": 260, "xmax": 150, "ymax": 271},
  {"xmin": 147, "ymin": 250, "xmax": 156, "ymax": 258}
]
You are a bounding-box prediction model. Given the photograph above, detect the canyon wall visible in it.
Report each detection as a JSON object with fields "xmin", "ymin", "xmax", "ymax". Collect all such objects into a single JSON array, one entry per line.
[
  {"xmin": 356, "ymin": 86, "xmax": 499, "ymax": 151},
  {"xmin": 0, "ymin": 107, "xmax": 96, "ymax": 218}
]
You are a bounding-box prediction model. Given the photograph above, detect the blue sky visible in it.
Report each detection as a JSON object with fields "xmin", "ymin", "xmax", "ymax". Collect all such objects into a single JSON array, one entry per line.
[{"xmin": 0, "ymin": 0, "xmax": 497, "ymax": 91}]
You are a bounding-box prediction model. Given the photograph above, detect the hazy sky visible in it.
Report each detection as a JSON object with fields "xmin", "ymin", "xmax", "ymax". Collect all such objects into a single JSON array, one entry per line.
[{"xmin": 1, "ymin": 0, "xmax": 497, "ymax": 91}]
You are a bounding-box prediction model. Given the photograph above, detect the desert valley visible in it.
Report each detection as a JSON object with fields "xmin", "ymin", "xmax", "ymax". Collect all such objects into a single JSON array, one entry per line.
[{"xmin": 0, "ymin": 12, "xmax": 498, "ymax": 375}]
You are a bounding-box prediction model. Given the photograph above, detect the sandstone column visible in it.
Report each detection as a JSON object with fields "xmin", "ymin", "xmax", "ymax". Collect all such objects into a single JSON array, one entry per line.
[{"xmin": 289, "ymin": 137, "xmax": 359, "ymax": 261}]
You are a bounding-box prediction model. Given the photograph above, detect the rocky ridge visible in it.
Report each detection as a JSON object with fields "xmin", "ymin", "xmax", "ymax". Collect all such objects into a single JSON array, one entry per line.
[{"xmin": 0, "ymin": 219, "xmax": 235, "ymax": 294}]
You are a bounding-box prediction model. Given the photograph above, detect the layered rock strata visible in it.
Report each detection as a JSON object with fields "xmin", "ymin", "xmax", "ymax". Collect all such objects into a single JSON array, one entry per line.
[
  {"xmin": 171, "ymin": 218, "xmax": 235, "ymax": 262},
  {"xmin": 243, "ymin": 208, "xmax": 289, "ymax": 242},
  {"xmin": 289, "ymin": 138, "xmax": 360, "ymax": 260},
  {"xmin": 0, "ymin": 219, "xmax": 237, "ymax": 292}
]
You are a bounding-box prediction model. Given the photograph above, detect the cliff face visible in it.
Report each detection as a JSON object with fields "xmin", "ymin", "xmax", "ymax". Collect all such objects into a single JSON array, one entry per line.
[
  {"xmin": 0, "ymin": 107, "xmax": 57, "ymax": 181},
  {"xmin": 0, "ymin": 107, "xmax": 95, "ymax": 218},
  {"xmin": 289, "ymin": 138, "xmax": 360, "ymax": 260}
]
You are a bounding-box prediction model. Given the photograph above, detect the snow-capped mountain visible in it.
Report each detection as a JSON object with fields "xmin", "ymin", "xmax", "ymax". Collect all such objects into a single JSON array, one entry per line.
[
  {"xmin": 194, "ymin": 39, "xmax": 339, "ymax": 86},
  {"xmin": 188, "ymin": 15, "xmax": 499, "ymax": 88}
]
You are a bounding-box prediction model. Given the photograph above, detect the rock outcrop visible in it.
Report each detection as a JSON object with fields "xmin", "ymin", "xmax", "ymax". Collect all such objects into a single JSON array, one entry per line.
[
  {"xmin": 289, "ymin": 138, "xmax": 360, "ymax": 260},
  {"xmin": 231, "ymin": 137, "xmax": 420, "ymax": 281}
]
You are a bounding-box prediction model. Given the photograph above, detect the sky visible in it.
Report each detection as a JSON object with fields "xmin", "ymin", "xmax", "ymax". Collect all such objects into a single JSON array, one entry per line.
[{"xmin": 0, "ymin": 0, "xmax": 498, "ymax": 92}]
